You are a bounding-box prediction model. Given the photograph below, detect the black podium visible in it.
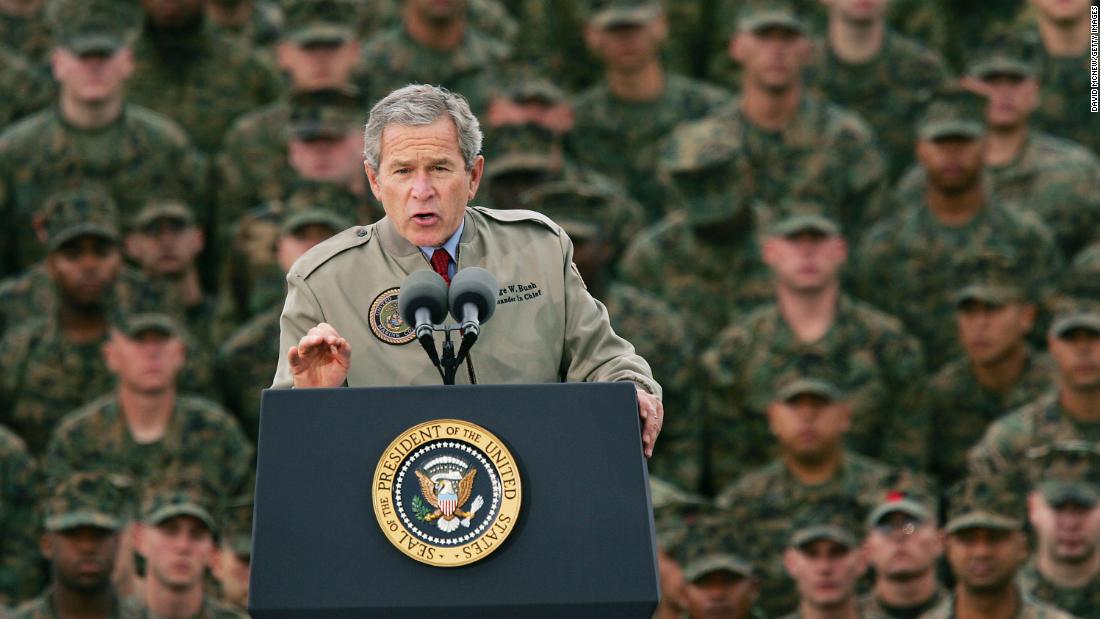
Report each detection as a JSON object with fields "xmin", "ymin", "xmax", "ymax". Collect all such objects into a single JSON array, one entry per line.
[{"xmin": 250, "ymin": 382, "xmax": 659, "ymax": 618}]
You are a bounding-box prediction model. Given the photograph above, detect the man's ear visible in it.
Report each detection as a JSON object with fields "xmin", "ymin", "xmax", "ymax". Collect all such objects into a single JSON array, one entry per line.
[{"xmin": 365, "ymin": 162, "xmax": 383, "ymax": 201}]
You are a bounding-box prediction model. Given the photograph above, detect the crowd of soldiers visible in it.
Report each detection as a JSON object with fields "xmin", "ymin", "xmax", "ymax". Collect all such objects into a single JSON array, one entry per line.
[{"xmin": 0, "ymin": 0, "xmax": 1097, "ymax": 617}]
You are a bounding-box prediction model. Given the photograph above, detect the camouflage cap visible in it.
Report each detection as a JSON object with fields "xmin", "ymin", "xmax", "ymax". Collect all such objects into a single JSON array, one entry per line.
[
  {"xmin": 44, "ymin": 472, "xmax": 132, "ymax": 532},
  {"xmin": 867, "ymin": 490, "xmax": 934, "ymax": 530},
  {"xmin": 767, "ymin": 208, "xmax": 841, "ymax": 238},
  {"xmin": 41, "ymin": 185, "xmax": 120, "ymax": 252},
  {"xmin": 498, "ymin": 77, "xmax": 568, "ymax": 106},
  {"xmin": 1049, "ymin": 297, "xmax": 1100, "ymax": 338},
  {"xmin": 790, "ymin": 524, "xmax": 859, "ymax": 549},
  {"xmin": 519, "ymin": 181, "xmax": 611, "ymax": 240},
  {"xmin": 1031, "ymin": 441, "xmax": 1100, "ymax": 508},
  {"xmin": 967, "ymin": 31, "xmax": 1039, "ymax": 80},
  {"xmin": 952, "ymin": 251, "xmax": 1027, "ymax": 307},
  {"xmin": 115, "ymin": 312, "xmax": 182, "ymax": 339},
  {"xmin": 679, "ymin": 514, "xmax": 755, "ymax": 582},
  {"xmin": 222, "ymin": 496, "xmax": 254, "ymax": 558},
  {"xmin": 141, "ymin": 478, "xmax": 220, "ymax": 533},
  {"xmin": 132, "ymin": 200, "xmax": 197, "ymax": 231},
  {"xmin": 288, "ymin": 87, "xmax": 364, "ymax": 141},
  {"xmin": 918, "ymin": 86, "xmax": 988, "ymax": 141},
  {"xmin": 736, "ymin": 0, "xmax": 806, "ymax": 34},
  {"xmin": 771, "ymin": 355, "xmax": 845, "ymax": 403},
  {"xmin": 587, "ymin": 0, "xmax": 662, "ymax": 29},
  {"xmin": 945, "ymin": 476, "xmax": 1023, "ymax": 534},
  {"xmin": 281, "ymin": 207, "xmax": 352, "ymax": 236},
  {"xmin": 282, "ymin": 0, "xmax": 357, "ymax": 45},
  {"xmin": 485, "ymin": 124, "xmax": 562, "ymax": 178},
  {"xmin": 48, "ymin": 0, "xmax": 134, "ymax": 55},
  {"xmin": 1061, "ymin": 245, "xmax": 1100, "ymax": 300},
  {"xmin": 789, "ymin": 497, "xmax": 862, "ymax": 549},
  {"xmin": 651, "ymin": 476, "xmax": 710, "ymax": 553}
]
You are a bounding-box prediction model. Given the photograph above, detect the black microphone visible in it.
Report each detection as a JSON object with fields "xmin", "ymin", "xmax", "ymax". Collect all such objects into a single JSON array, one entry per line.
[
  {"xmin": 449, "ymin": 267, "xmax": 498, "ymax": 338},
  {"xmin": 398, "ymin": 270, "xmax": 449, "ymax": 369}
]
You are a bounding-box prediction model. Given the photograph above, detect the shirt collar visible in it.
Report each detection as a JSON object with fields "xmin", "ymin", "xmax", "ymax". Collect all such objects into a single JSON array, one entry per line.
[{"xmin": 419, "ymin": 219, "xmax": 465, "ymax": 263}]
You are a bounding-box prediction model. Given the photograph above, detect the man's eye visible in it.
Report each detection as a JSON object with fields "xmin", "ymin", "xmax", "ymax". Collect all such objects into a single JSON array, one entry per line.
[
  {"xmin": 394, "ymin": 168, "xmax": 411, "ymax": 175},
  {"xmin": 433, "ymin": 165, "xmax": 449, "ymax": 172}
]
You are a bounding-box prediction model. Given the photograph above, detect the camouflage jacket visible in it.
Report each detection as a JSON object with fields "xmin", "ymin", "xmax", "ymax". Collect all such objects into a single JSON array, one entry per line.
[
  {"xmin": 124, "ymin": 595, "xmax": 248, "ymax": 619},
  {"xmin": 0, "ymin": 104, "xmax": 209, "ymax": 276},
  {"xmin": 209, "ymin": 0, "xmax": 284, "ymax": 52},
  {"xmin": 860, "ymin": 586, "xmax": 950, "ymax": 619},
  {"xmin": 1032, "ymin": 35, "xmax": 1100, "ymax": 157},
  {"xmin": 701, "ymin": 295, "xmax": 929, "ymax": 492},
  {"xmin": 215, "ymin": 307, "xmax": 280, "ymax": 444},
  {"xmin": 0, "ymin": 425, "xmax": 38, "ymax": 608},
  {"xmin": 7, "ymin": 590, "xmax": 140, "ymax": 619},
  {"xmin": 855, "ymin": 198, "xmax": 1062, "ymax": 370},
  {"xmin": 0, "ymin": 9, "xmax": 52, "ymax": 69},
  {"xmin": 716, "ymin": 451, "xmax": 933, "ymax": 618},
  {"xmin": 127, "ymin": 19, "xmax": 284, "ymax": 154},
  {"xmin": 44, "ymin": 393, "xmax": 254, "ymax": 501},
  {"xmin": 919, "ymin": 590, "xmax": 1077, "ymax": 619},
  {"xmin": 1018, "ymin": 558, "xmax": 1100, "ymax": 619},
  {"xmin": 215, "ymin": 100, "xmax": 295, "ymax": 224},
  {"xmin": 567, "ymin": 74, "xmax": 734, "ymax": 222},
  {"xmin": 0, "ymin": 47, "xmax": 53, "ymax": 129},
  {"xmin": 927, "ymin": 350, "xmax": 1055, "ymax": 490}
]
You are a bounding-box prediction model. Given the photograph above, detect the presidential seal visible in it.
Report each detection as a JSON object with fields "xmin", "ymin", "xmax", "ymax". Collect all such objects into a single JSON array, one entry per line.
[
  {"xmin": 369, "ymin": 287, "xmax": 415, "ymax": 345},
  {"xmin": 372, "ymin": 419, "xmax": 522, "ymax": 567}
]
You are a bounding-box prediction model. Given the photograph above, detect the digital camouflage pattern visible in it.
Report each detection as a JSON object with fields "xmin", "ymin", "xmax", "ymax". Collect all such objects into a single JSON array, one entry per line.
[
  {"xmin": 716, "ymin": 457, "xmax": 932, "ymax": 617},
  {"xmin": 860, "ymin": 586, "xmax": 950, "ymax": 619},
  {"xmin": 1018, "ymin": 559, "xmax": 1100, "ymax": 619},
  {"xmin": 0, "ymin": 105, "xmax": 209, "ymax": 276},
  {"xmin": 919, "ymin": 591, "xmax": 1076, "ymax": 619},
  {"xmin": 855, "ymin": 199, "xmax": 1062, "ymax": 370},
  {"xmin": 0, "ymin": 47, "xmax": 53, "ymax": 129},
  {"xmin": 701, "ymin": 295, "xmax": 929, "ymax": 492},
  {"xmin": 1064, "ymin": 243, "xmax": 1100, "ymax": 301},
  {"xmin": 208, "ymin": 0, "xmax": 284, "ymax": 52},
  {"xmin": 8, "ymin": 591, "xmax": 141, "ymax": 619},
  {"xmin": 507, "ymin": 0, "xmax": 595, "ymax": 92},
  {"xmin": 44, "ymin": 394, "xmax": 254, "ymax": 502},
  {"xmin": 125, "ymin": 596, "xmax": 248, "ymax": 619},
  {"xmin": 344, "ymin": 0, "xmax": 520, "ymax": 46},
  {"xmin": 0, "ymin": 424, "xmax": 38, "ymax": 608},
  {"xmin": 567, "ymin": 74, "xmax": 733, "ymax": 222},
  {"xmin": 806, "ymin": 31, "xmax": 948, "ymax": 181},
  {"xmin": 927, "ymin": 350, "xmax": 1055, "ymax": 491},
  {"xmin": 0, "ymin": 4, "xmax": 53, "ymax": 69},
  {"xmin": 657, "ymin": 94, "xmax": 889, "ymax": 239},
  {"xmin": 215, "ymin": 307, "xmax": 279, "ymax": 444},
  {"xmin": 127, "ymin": 19, "xmax": 284, "ymax": 154},
  {"xmin": 1030, "ymin": 30, "xmax": 1100, "ymax": 157}
]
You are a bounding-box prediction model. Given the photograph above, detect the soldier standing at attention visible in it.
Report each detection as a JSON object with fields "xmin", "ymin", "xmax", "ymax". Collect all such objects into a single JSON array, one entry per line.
[
  {"xmin": 0, "ymin": 424, "xmax": 38, "ymax": 608},
  {"xmin": 780, "ymin": 520, "xmax": 868, "ymax": 619},
  {"xmin": 860, "ymin": 493, "xmax": 948, "ymax": 619}
]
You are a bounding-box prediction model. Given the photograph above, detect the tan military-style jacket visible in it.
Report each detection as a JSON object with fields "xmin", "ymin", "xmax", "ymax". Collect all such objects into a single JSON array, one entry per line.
[{"xmin": 272, "ymin": 206, "xmax": 661, "ymax": 396}]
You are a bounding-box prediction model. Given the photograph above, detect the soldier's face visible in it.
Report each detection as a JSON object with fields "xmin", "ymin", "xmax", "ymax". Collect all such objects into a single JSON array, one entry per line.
[
  {"xmin": 1030, "ymin": 0, "xmax": 1092, "ymax": 22},
  {"xmin": 916, "ymin": 137, "xmax": 986, "ymax": 194},
  {"xmin": 1029, "ymin": 493, "xmax": 1100, "ymax": 564},
  {"xmin": 956, "ymin": 301, "xmax": 1035, "ymax": 367},
  {"xmin": 136, "ymin": 516, "xmax": 215, "ymax": 590},
  {"xmin": 762, "ymin": 232, "xmax": 847, "ymax": 293},
  {"xmin": 767, "ymin": 395, "xmax": 851, "ymax": 461},
  {"xmin": 865, "ymin": 513, "xmax": 943, "ymax": 580},
  {"xmin": 783, "ymin": 540, "xmax": 866, "ymax": 609},
  {"xmin": 732, "ymin": 28, "xmax": 810, "ymax": 93},
  {"xmin": 289, "ymin": 134, "xmax": 365, "ymax": 182},
  {"xmin": 982, "ymin": 75, "xmax": 1040, "ymax": 129},
  {"xmin": 946, "ymin": 527, "xmax": 1027, "ymax": 594},
  {"xmin": 657, "ymin": 548, "xmax": 687, "ymax": 614},
  {"xmin": 47, "ymin": 236, "xmax": 122, "ymax": 310},
  {"xmin": 586, "ymin": 18, "xmax": 667, "ymax": 73},
  {"xmin": 126, "ymin": 219, "xmax": 204, "ymax": 277},
  {"xmin": 141, "ymin": 0, "xmax": 206, "ymax": 27},
  {"xmin": 42, "ymin": 526, "xmax": 119, "ymax": 593},
  {"xmin": 277, "ymin": 224, "xmax": 339, "ymax": 273},
  {"xmin": 276, "ymin": 41, "xmax": 361, "ymax": 91},
  {"xmin": 52, "ymin": 48, "xmax": 134, "ymax": 104},
  {"xmin": 211, "ymin": 547, "xmax": 251, "ymax": 609},
  {"xmin": 1049, "ymin": 328, "xmax": 1100, "ymax": 392},
  {"xmin": 682, "ymin": 570, "xmax": 759, "ymax": 619},
  {"xmin": 823, "ymin": 0, "xmax": 888, "ymax": 24},
  {"xmin": 366, "ymin": 118, "xmax": 484, "ymax": 248},
  {"xmin": 104, "ymin": 329, "xmax": 186, "ymax": 393}
]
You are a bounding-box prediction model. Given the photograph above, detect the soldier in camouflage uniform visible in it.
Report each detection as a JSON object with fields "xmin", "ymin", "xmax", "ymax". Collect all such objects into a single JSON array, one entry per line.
[
  {"xmin": 855, "ymin": 87, "xmax": 1062, "ymax": 370},
  {"xmin": 0, "ymin": 46, "xmax": 53, "ymax": 128},
  {"xmin": 780, "ymin": 519, "xmax": 867, "ymax": 619},
  {"xmin": 44, "ymin": 313, "xmax": 253, "ymax": 501},
  {"xmin": 969, "ymin": 298, "xmax": 1100, "ymax": 500},
  {"xmin": 861, "ymin": 493, "xmax": 948, "ymax": 619},
  {"xmin": 566, "ymin": 0, "xmax": 733, "ymax": 222},
  {"xmin": 0, "ymin": 0, "xmax": 53, "ymax": 69},
  {"xmin": 209, "ymin": 496, "xmax": 252, "ymax": 611},
  {"xmin": 663, "ymin": 1, "xmax": 889, "ymax": 240},
  {"xmin": 650, "ymin": 476, "xmax": 708, "ymax": 619},
  {"xmin": 1019, "ymin": 442, "xmax": 1100, "ymax": 618},
  {"xmin": 927, "ymin": 252, "xmax": 1055, "ymax": 490},
  {"xmin": 354, "ymin": 0, "xmax": 512, "ymax": 115},
  {"xmin": 207, "ymin": 0, "xmax": 284, "ymax": 51},
  {"xmin": 215, "ymin": 208, "xmax": 348, "ymax": 441},
  {"xmin": 0, "ymin": 424, "xmax": 37, "ymax": 609},
  {"xmin": 927, "ymin": 476, "xmax": 1074, "ymax": 619},
  {"xmin": 127, "ymin": 0, "xmax": 284, "ymax": 154},
  {"xmin": 8, "ymin": 472, "xmax": 138, "ymax": 619},
  {"xmin": 678, "ymin": 514, "xmax": 764, "ymax": 619},
  {"xmin": 715, "ymin": 372, "xmax": 932, "ymax": 617},
  {"xmin": 807, "ymin": 0, "xmax": 949, "ymax": 181},
  {"xmin": 344, "ymin": 0, "xmax": 519, "ymax": 47},
  {"xmin": 506, "ymin": 0, "xmax": 596, "ymax": 92},
  {"xmin": 0, "ymin": 0, "xmax": 209, "ymax": 277},
  {"xmin": 130, "ymin": 479, "xmax": 248, "ymax": 619},
  {"xmin": 702, "ymin": 211, "xmax": 928, "ymax": 490}
]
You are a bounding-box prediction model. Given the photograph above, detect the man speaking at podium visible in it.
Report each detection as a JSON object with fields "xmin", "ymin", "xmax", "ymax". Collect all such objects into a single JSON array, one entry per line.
[{"xmin": 272, "ymin": 84, "xmax": 664, "ymax": 456}]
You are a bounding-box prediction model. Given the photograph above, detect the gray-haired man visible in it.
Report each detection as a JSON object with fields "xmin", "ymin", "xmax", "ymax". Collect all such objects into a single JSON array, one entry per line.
[{"xmin": 272, "ymin": 84, "xmax": 664, "ymax": 456}]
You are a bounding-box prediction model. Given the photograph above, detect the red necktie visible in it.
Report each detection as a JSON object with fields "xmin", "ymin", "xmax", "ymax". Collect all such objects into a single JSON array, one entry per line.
[{"xmin": 430, "ymin": 248, "xmax": 452, "ymax": 285}]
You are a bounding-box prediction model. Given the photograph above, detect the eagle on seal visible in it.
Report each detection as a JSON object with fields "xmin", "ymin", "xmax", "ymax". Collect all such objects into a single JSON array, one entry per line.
[{"xmin": 415, "ymin": 469, "xmax": 477, "ymax": 523}]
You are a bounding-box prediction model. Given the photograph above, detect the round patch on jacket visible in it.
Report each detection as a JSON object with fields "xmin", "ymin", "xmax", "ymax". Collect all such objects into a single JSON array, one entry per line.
[{"xmin": 369, "ymin": 287, "xmax": 415, "ymax": 345}]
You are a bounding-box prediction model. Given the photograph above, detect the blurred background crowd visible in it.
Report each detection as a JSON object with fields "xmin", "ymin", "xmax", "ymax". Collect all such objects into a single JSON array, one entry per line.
[{"xmin": 0, "ymin": 0, "xmax": 1098, "ymax": 617}]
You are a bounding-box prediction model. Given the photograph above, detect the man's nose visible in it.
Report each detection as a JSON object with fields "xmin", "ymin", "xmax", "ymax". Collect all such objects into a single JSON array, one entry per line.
[{"xmin": 410, "ymin": 170, "xmax": 435, "ymax": 199}]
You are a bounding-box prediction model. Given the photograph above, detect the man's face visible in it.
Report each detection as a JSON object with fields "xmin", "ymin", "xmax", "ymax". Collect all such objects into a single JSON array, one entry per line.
[
  {"xmin": 956, "ymin": 301, "xmax": 1035, "ymax": 367},
  {"xmin": 982, "ymin": 74, "xmax": 1040, "ymax": 130},
  {"xmin": 762, "ymin": 231, "xmax": 847, "ymax": 293},
  {"xmin": 52, "ymin": 48, "xmax": 133, "ymax": 105},
  {"xmin": 1029, "ymin": 492, "xmax": 1100, "ymax": 565},
  {"xmin": 408, "ymin": 0, "xmax": 466, "ymax": 24},
  {"xmin": 289, "ymin": 133, "xmax": 364, "ymax": 182},
  {"xmin": 103, "ymin": 329, "xmax": 186, "ymax": 394},
  {"xmin": 945, "ymin": 527, "xmax": 1028, "ymax": 594},
  {"xmin": 683, "ymin": 570, "xmax": 759, "ymax": 619},
  {"xmin": 657, "ymin": 548, "xmax": 687, "ymax": 614},
  {"xmin": 767, "ymin": 394, "xmax": 851, "ymax": 462},
  {"xmin": 366, "ymin": 118, "xmax": 484, "ymax": 247},
  {"xmin": 137, "ymin": 515, "xmax": 215, "ymax": 591},
  {"xmin": 784, "ymin": 540, "xmax": 866, "ymax": 609},
  {"xmin": 1049, "ymin": 328, "xmax": 1100, "ymax": 392},
  {"xmin": 140, "ymin": 0, "xmax": 206, "ymax": 27},
  {"xmin": 732, "ymin": 27, "xmax": 809, "ymax": 93},
  {"xmin": 126, "ymin": 218, "xmax": 204, "ymax": 278},
  {"xmin": 276, "ymin": 224, "xmax": 339, "ymax": 273},
  {"xmin": 41, "ymin": 526, "xmax": 119, "ymax": 593},
  {"xmin": 586, "ymin": 18, "xmax": 667, "ymax": 73},
  {"xmin": 822, "ymin": 0, "xmax": 888, "ymax": 24},
  {"xmin": 865, "ymin": 513, "xmax": 943, "ymax": 580},
  {"xmin": 46, "ymin": 236, "xmax": 122, "ymax": 311},
  {"xmin": 276, "ymin": 40, "xmax": 360, "ymax": 90},
  {"xmin": 1030, "ymin": 0, "xmax": 1092, "ymax": 23},
  {"xmin": 212, "ymin": 547, "xmax": 250, "ymax": 609},
  {"xmin": 916, "ymin": 137, "xmax": 986, "ymax": 194}
]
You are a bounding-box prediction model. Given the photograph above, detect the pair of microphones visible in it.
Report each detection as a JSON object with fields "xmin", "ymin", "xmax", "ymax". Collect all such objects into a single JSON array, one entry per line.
[{"xmin": 397, "ymin": 268, "xmax": 499, "ymax": 385}]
